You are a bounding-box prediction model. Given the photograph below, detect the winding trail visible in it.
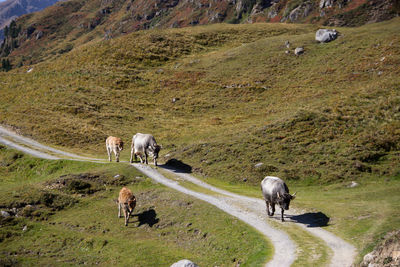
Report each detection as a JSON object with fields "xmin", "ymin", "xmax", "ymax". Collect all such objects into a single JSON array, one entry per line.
[{"xmin": 0, "ymin": 125, "xmax": 356, "ymax": 267}]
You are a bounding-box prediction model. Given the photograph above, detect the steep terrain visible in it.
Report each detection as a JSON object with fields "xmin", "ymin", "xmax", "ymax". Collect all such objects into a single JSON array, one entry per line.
[
  {"xmin": 0, "ymin": 7, "xmax": 399, "ymax": 264},
  {"xmin": 0, "ymin": 0, "xmax": 60, "ymax": 40},
  {"xmin": 0, "ymin": 0, "xmax": 399, "ymax": 67}
]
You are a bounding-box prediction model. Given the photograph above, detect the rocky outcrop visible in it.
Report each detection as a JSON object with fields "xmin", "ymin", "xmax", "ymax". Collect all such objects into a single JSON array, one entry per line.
[
  {"xmin": 319, "ymin": 0, "xmax": 335, "ymax": 9},
  {"xmin": 361, "ymin": 230, "xmax": 400, "ymax": 267},
  {"xmin": 283, "ymin": 2, "xmax": 314, "ymax": 22},
  {"xmin": 315, "ymin": 29, "xmax": 338, "ymax": 43}
]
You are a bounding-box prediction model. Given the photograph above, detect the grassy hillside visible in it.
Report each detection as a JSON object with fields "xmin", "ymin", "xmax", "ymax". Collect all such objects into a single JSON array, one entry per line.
[
  {"xmin": 1, "ymin": 18, "xmax": 400, "ymax": 263},
  {"xmin": 0, "ymin": 19, "xmax": 399, "ymax": 184},
  {"xmin": 0, "ymin": 146, "xmax": 270, "ymax": 265}
]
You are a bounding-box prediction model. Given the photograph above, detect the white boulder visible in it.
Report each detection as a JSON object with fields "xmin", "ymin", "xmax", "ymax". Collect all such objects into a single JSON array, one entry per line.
[
  {"xmin": 316, "ymin": 29, "xmax": 338, "ymax": 43},
  {"xmin": 170, "ymin": 259, "xmax": 199, "ymax": 267}
]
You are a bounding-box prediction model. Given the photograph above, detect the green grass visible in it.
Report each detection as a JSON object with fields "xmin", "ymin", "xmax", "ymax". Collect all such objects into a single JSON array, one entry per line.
[
  {"xmin": 1, "ymin": 18, "xmax": 400, "ymax": 263},
  {"xmin": 0, "ymin": 147, "xmax": 271, "ymax": 266},
  {"xmin": 197, "ymin": 172, "xmax": 400, "ymax": 264}
]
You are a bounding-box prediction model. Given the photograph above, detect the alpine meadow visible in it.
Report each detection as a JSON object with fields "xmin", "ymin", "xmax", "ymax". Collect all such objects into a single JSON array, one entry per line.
[{"xmin": 0, "ymin": 0, "xmax": 400, "ymax": 266}]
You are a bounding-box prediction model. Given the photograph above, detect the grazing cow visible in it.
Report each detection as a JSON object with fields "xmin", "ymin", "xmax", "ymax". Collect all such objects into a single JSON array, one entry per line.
[
  {"xmin": 117, "ymin": 187, "xmax": 136, "ymax": 226},
  {"xmin": 106, "ymin": 136, "xmax": 124, "ymax": 162},
  {"xmin": 261, "ymin": 176, "xmax": 296, "ymax": 222},
  {"xmin": 130, "ymin": 133, "xmax": 161, "ymax": 166}
]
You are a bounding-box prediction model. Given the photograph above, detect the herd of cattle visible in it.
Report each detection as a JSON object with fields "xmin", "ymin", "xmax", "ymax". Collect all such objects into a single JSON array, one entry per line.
[{"xmin": 107, "ymin": 133, "xmax": 295, "ymax": 225}]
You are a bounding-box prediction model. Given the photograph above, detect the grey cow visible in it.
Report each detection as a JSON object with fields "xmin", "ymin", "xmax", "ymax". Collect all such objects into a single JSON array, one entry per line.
[
  {"xmin": 130, "ymin": 133, "xmax": 161, "ymax": 166},
  {"xmin": 261, "ymin": 176, "xmax": 296, "ymax": 222}
]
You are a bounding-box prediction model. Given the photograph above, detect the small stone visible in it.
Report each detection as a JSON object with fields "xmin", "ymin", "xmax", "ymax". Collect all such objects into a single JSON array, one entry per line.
[
  {"xmin": 1, "ymin": 211, "xmax": 10, "ymax": 218},
  {"xmin": 285, "ymin": 50, "xmax": 290, "ymax": 54},
  {"xmin": 172, "ymin": 97, "xmax": 180, "ymax": 103},
  {"xmin": 27, "ymin": 68, "xmax": 33, "ymax": 73},
  {"xmin": 114, "ymin": 174, "xmax": 120, "ymax": 178},
  {"xmin": 347, "ymin": 181, "xmax": 359, "ymax": 188},
  {"xmin": 22, "ymin": 225, "xmax": 28, "ymax": 231},
  {"xmin": 294, "ymin": 47, "xmax": 304, "ymax": 56},
  {"xmin": 254, "ymin": 163, "xmax": 264, "ymax": 168},
  {"xmin": 363, "ymin": 252, "xmax": 375, "ymax": 264},
  {"xmin": 242, "ymin": 178, "xmax": 248, "ymax": 182},
  {"xmin": 377, "ymin": 71, "xmax": 383, "ymax": 76},
  {"xmin": 285, "ymin": 40, "xmax": 290, "ymax": 48}
]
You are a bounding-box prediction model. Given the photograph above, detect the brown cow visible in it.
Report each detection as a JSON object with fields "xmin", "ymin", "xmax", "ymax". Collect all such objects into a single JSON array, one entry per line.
[
  {"xmin": 117, "ymin": 187, "xmax": 136, "ymax": 226},
  {"xmin": 106, "ymin": 136, "xmax": 123, "ymax": 162}
]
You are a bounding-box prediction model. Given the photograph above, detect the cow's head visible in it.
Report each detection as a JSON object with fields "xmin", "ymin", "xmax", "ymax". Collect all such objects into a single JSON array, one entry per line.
[
  {"xmin": 127, "ymin": 196, "xmax": 136, "ymax": 213},
  {"xmin": 118, "ymin": 141, "xmax": 124, "ymax": 151},
  {"xmin": 277, "ymin": 192, "xmax": 296, "ymax": 210}
]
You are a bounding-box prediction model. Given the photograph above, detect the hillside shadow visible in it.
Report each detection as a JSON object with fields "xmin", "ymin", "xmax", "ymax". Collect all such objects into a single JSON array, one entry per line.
[
  {"xmin": 134, "ymin": 209, "xmax": 159, "ymax": 227},
  {"xmin": 162, "ymin": 158, "xmax": 192, "ymax": 173},
  {"xmin": 288, "ymin": 212, "xmax": 330, "ymax": 227}
]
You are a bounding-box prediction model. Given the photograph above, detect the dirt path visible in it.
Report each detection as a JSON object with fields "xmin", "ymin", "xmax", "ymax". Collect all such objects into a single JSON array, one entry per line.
[{"xmin": 0, "ymin": 125, "xmax": 356, "ymax": 266}]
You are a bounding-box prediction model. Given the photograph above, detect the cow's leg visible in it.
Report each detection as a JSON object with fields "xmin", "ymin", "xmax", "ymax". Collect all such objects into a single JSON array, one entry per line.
[
  {"xmin": 136, "ymin": 153, "xmax": 143, "ymax": 163},
  {"xmin": 118, "ymin": 203, "xmax": 122, "ymax": 218},
  {"xmin": 130, "ymin": 147, "xmax": 134, "ymax": 163},
  {"xmin": 281, "ymin": 208, "xmax": 285, "ymax": 222},
  {"xmin": 123, "ymin": 205, "xmax": 128, "ymax": 226},
  {"xmin": 145, "ymin": 152, "xmax": 148, "ymax": 164},
  {"xmin": 265, "ymin": 201, "xmax": 271, "ymax": 216},
  {"xmin": 107, "ymin": 146, "xmax": 112, "ymax": 162},
  {"xmin": 115, "ymin": 149, "xmax": 120, "ymax": 162},
  {"xmin": 154, "ymin": 157, "xmax": 157, "ymax": 166},
  {"xmin": 271, "ymin": 203, "xmax": 275, "ymax": 216}
]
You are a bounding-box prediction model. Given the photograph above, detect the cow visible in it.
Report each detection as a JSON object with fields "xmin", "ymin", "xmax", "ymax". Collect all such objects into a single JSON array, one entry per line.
[
  {"xmin": 106, "ymin": 136, "xmax": 124, "ymax": 162},
  {"xmin": 130, "ymin": 133, "xmax": 161, "ymax": 166},
  {"xmin": 261, "ymin": 176, "xmax": 296, "ymax": 222},
  {"xmin": 117, "ymin": 187, "xmax": 136, "ymax": 226}
]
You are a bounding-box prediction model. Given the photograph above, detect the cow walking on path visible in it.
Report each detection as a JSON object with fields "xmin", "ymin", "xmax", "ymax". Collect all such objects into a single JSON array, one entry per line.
[
  {"xmin": 106, "ymin": 136, "xmax": 124, "ymax": 162},
  {"xmin": 261, "ymin": 176, "xmax": 296, "ymax": 222},
  {"xmin": 130, "ymin": 133, "xmax": 161, "ymax": 166}
]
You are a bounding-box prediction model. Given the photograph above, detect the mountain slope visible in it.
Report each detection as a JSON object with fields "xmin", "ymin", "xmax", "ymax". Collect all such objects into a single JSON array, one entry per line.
[
  {"xmin": 0, "ymin": 19, "xmax": 399, "ymax": 184},
  {"xmin": 0, "ymin": 0, "xmax": 398, "ymax": 67},
  {"xmin": 0, "ymin": 0, "xmax": 60, "ymax": 40}
]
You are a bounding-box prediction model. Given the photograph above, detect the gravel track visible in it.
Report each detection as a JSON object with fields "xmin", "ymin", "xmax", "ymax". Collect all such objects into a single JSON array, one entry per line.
[{"xmin": 0, "ymin": 125, "xmax": 356, "ymax": 266}]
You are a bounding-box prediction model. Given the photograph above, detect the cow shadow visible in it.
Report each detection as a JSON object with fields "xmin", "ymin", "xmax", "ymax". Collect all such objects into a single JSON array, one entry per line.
[
  {"xmin": 287, "ymin": 212, "xmax": 330, "ymax": 227},
  {"xmin": 133, "ymin": 209, "xmax": 159, "ymax": 227},
  {"xmin": 161, "ymin": 158, "xmax": 192, "ymax": 173}
]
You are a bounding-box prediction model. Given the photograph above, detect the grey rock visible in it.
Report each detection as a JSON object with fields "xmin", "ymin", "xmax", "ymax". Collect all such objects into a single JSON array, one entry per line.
[
  {"xmin": 320, "ymin": 0, "xmax": 335, "ymax": 9},
  {"xmin": 316, "ymin": 29, "xmax": 338, "ymax": 43},
  {"xmin": 36, "ymin": 31, "xmax": 43, "ymax": 40},
  {"xmin": 363, "ymin": 252, "xmax": 375, "ymax": 264},
  {"xmin": 294, "ymin": 47, "xmax": 304, "ymax": 55},
  {"xmin": 285, "ymin": 2, "xmax": 313, "ymax": 22},
  {"xmin": 172, "ymin": 97, "xmax": 180, "ymax": 103},
  {"xmin": 22, "ymin": 225, "xmax": 28, "ymax": 231},
  {"xmin": 347, "ymin": 181, "xmax": 359, "ymax": 188},
  {"xmin": 114, "ymin": 174, "xmax": 120, "ymax": 178},
  {"xmin": 254, "ymin": 162, "xmax": 264, "ymax": 168},
  {"xmin": 1, "ymin": 210, "xmax": 10, "ymax": 217},
  {"xmin": 170, "ymin": 259, "xmax": 199, "ymax": 267}
]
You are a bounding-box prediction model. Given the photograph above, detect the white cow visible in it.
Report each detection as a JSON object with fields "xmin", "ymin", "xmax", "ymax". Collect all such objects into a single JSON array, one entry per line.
[{"xmin": 130, "ymin": 133, "xmax": 161, "ymax": 166}]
